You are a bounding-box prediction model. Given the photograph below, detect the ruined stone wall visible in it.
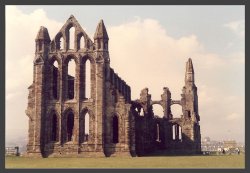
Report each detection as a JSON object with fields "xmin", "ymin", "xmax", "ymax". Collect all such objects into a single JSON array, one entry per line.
[
  {"xmin": 26, "ymin": 15, "xmax": 136, "ymax": 158},
  {"xmin": 103, "ymin": 66, "xmax": 134, "ymax": 156},
  {"xmin": 26, "ymin": 15, "xmax": 201, "ymax": 158}
]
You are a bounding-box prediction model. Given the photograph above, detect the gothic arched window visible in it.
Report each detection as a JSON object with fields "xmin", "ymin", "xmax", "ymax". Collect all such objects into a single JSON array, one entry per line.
[
  {"xmin": 67, "ymin": 112, "xmax": 74, "ymax": 141},
  {"xmin": 113, "ymin": 115, "xmax": 119, "ymax": 143}
]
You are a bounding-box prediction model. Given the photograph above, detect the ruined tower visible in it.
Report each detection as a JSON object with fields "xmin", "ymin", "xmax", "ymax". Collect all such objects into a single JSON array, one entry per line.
[
  {"xmin": 26, "ymin": 15, "xmax": 134, "ymax": 157},
  {"xmin": 26, "ymin": 15, "xmax": 201, "ymax": 157},
  {"xmin": 180, "ymin": 58, "xmax": 201, "ymax": 153}
]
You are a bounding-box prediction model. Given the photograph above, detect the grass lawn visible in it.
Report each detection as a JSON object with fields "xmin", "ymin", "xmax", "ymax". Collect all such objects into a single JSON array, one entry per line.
[{"xmin": 5, "ymin": 154, "xmax": 245, "ymax": 168}]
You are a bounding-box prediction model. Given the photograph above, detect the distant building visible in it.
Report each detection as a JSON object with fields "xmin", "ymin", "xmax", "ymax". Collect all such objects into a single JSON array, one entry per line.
[
  {"xmin": 223, "ymin": 140, "xmax": 237, "ymax": 148},
  {"xmin": 201, "ymin": 138, "xmax": 223, "ymax": 152},
  {"xmin": 201, "ymin": 137, "xmax": 244, "ymax": 154}
]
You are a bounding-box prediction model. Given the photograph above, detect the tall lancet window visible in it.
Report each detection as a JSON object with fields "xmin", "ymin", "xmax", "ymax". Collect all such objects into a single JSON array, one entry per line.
[
  {"xmin": 84, "ymin": 113, "xmax": 89, "ymax": 142},
  {"xmin": 85, "ymin": 59, "xmax": 91, "ymax": 99},
  {"xmin": 67, "ymin": 58, "xmax": 76, "ymax": 100},
  {"xmin": 52, "ymin": 60, "xmax": 59, "ymax": 99},
  {"xmin": 69, "ymin": 27, "xmax": 75, "ymax": 50},
  {"xmin": 80, "ymin": 35, "xmax": 85, "ymax": 49},
  {"xmin": 67, "ymin": 112, "xmax": 74, "ymax": 141},
  {"xmin": 113, "ymin": 115, "xmax": 119, "ymax": 143}
]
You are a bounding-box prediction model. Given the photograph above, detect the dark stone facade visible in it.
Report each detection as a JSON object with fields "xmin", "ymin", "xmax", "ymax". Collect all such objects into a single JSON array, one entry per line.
[{"xmin": 25, "ymin": 15, "xmax": 201, "ymax": 157}]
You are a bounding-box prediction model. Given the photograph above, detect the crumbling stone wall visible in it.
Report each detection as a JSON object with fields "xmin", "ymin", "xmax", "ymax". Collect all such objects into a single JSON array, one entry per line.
[
  {"xmin": 130, "ymin": 58, "xmax": 201, "ymax": 155},
  {"xmin": 26, "ymin": 15, "xmax": 201, "ymax": 158},
  {"xmin": 26, "ymin": 15, "xmax": 134, "ymax": 157}
]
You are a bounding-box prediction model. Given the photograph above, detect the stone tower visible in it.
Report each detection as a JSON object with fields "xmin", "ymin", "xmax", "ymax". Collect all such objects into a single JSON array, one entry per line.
[
  {"xmin": 26, "ymin": 15, "xmax": 201, "ymax": 157},
  {"xmin": 180, "ymin": 58, "xmax": 201, "ymax": 152}
]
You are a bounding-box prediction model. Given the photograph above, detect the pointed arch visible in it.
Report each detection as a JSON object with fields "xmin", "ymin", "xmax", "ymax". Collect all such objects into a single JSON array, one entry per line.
[
  {"xmin": 84, "ymin": 112, "xmax": 90, "ymax": 142},
  {"xmin": 81, "ymin": 55, "xmax": 94, "ymax": 99},
  {"xmin": 80, "ymin": 108, "xmax": 93, "ymax": 143},
  {"xmin": 63, "ymin": 109, "xmax": 74, "ymax": 142},
  {"xmin": 69, "ymin": 27, "xmax": 75, "ymax": 50},
  {"xmin": 48, "ymin": 57, "xmax": 60, "ymax": 100},
  {"xmin": 55, "ymin": 32, "xmax": 64, "ymax": 50},
  {"xmin": 65, "ymin": 23, "xmax": 77, "ymax": 50},
  {"xmin": 61, "ymin": 108, "xmax": 74, "ymax": 143},
  {"xmin": 112, "ymin": 115, "xmax": 119, "ymax": 143},
  {"xmin": 65, "ymin": 55, "xmax": 77, "ymax": 100},
  {"xmin": 80, "ymin": 35, "xmax": 85, "ymax": 49},
  {"xmin": 48, "ymin": 110, "xmax": 59, "ymax": 143}
]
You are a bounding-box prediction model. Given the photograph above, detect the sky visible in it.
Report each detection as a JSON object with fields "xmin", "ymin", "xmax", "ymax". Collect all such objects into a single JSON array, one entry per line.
[{"xmin": 5, "ymin": 5, "xmax": 245, "ymax": 146}]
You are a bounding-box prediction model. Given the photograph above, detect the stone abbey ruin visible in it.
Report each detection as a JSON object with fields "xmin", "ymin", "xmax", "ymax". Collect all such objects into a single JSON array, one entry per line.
[{"xmin": 26, "ymin": 15, "xmax": 201, "ymax": 157}]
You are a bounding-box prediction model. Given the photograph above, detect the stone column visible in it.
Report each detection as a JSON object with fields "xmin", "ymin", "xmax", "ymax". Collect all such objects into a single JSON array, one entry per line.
[
  {"xmin": 74, "ymin": 57, "xmax": 80, "ymax": 145},
  {"xmin": 94, "ymin": 58, "xmax": 105, "ymax": 156},
  {"xmin": 30, "ymin": 61, "xmax": 44, "ymax": 157}
]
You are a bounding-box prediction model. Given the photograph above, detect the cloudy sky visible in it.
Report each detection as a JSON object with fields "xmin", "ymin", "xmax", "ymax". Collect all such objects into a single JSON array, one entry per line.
[{"xmin": 5, "ymin": 5, "xmax": 245, "ymax": 145}]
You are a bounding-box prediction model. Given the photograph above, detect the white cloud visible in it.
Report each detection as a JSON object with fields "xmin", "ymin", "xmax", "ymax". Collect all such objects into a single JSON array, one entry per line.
[
  {"xmin": 5, "ymin": 7, "xmax": 245, "ymax": 144},
  {"xmin": 5, "ymin": 6, "xmax": 63, "ymax": 142},
  {"xmin": 224, "ymin": 19, "xmax": 245, "ymax": 38},
  {"xmin": 6, "ymin": 6, "xmax": 63, "ymax": 96},
  {"xmin": 108, "ymin": 17, "xmax": 244, "ymax": 142}
]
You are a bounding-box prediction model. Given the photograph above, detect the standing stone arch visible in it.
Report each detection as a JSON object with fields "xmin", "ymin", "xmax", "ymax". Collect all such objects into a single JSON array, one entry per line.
[
  {"xmin": 65, "ymin": 23, "xmax": 78, "ymax": 50},
  {"xmin": 55, "ymin": 32, "xmax": 65, "ymax": 50},
  {"xmin": 151, "ymin": 103, "xmax": 164, "ymax": 118},
  {"xmin": 170, "ymin": 101, "xmax": 183, "ymax": 118},
  {"xmin": 62, "ymin": 108, "xmax": 75, "ymax": 143},
  {"xmin": 46, "ymin": 109, "xmax": 60, "ymax": 144},
  {"xmin": 48, "ymin": 55, "xmax": 61, "ymax": 100},
  {"xmin": 79, "ymin": 108, "xmax": 94, "ymax": 143},
  {"xmin": 77, "ymin": 32, "xmax": 86, "ymax": 50},
  {"xmin": 63, "ymin": 54, "xmax": 79, "ymax": 100},
  {"xmin": 80, "ymin": 55, "xmax": 95, "ymax": 100},
  {"xmin": 112, "ymin": 114, "xmax": 119, "ymax": 144}
]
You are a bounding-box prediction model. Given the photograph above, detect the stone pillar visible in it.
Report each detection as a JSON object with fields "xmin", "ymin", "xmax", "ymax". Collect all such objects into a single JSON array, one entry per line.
[
  {"xmin": 61, "ymin": 62, "xmax": 67, "ymax": 101},
  {"xmin": 94, "ymin": 58, "xmax": 105, "ymax": 156},
  {"xmin": 74, "ymin": 57, "xmax": 80, "ymax": 145},
  {"xmin": 29, "ymin": 60, "xmax": 44, "ymax": 157}
]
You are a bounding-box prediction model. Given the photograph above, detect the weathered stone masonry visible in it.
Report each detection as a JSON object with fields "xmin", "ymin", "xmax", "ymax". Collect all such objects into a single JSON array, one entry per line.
[{"xmin": 26, "ymin": 15, "xmax": 201, "ymax": 157}]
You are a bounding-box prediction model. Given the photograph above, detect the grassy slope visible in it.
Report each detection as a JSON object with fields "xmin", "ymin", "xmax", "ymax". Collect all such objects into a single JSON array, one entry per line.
[{"xmin": 5, "ymin": 155, "xmax": 245, "ymax": 168}]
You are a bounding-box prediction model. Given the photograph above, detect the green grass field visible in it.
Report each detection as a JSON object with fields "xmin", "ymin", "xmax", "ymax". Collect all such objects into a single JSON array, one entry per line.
[{"xmin": 5, "ymin": 154, "xmax": 245, "ymax": 168}]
